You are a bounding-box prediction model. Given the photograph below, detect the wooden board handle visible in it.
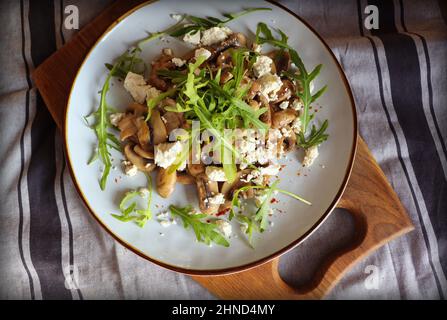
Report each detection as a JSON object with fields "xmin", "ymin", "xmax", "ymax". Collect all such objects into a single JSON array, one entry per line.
[{"xmin": 192, "ymin": 138, "xmax": 414, "ymax": 299}]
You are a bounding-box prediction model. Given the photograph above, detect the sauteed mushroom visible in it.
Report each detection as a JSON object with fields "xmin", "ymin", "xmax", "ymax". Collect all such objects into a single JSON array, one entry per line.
[
  {"xmin": 196, "ymin": 173, "xmax": 220, "ymax": 215},
  {"xmin": 187, "ymin": 163, "xmax": 205, "ymax": 177},
  {"xmin": 162, "ymin": 111, "xmax": 183, "ymax": 133},
  {"xmin": 124, "ymin": 144, "xmax": 155, "ymax": 173},
  {"xmin": 150, "ymin": 109, "xmax": 168, "ymax": 144},
  {"xmin": 177, "ymin": 173, "xmax": 195, "ymax": 185},
  {"xmin": 133, "ymin": 145, "xmax": 154, "ymax": 159},
  {"xmin": 128, "ymin": 102, "xmax": 147, "ymax": 117},
  {"xmin": 272, "ymin": 109, "xmax": 297, "ymax": 128},
  {"xmin": 135, "ymin": 116, "xmax": 150, "ymax": 146},
  {"xmin": 156, "ymin": 168, "xmax": 177, "ymax": 198},
  {"xmin": 118, "ymin": 114, "xmax": 138, "ymax": 141}
]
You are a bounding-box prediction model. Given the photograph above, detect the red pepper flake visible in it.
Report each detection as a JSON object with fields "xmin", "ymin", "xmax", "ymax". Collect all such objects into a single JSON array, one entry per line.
[
  {"xmin": 216, "ymin": 208, "xmax": 230, "ymax": 216},
  {"xmin": 270, "ymin": 198, "xmax": 279, "ymax": 204}
]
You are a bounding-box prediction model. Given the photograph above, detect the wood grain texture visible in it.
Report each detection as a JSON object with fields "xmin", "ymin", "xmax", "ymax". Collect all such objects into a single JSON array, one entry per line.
[{"xmin": 32, "ymin": 0, "xmax": 414, "ymax": 299}]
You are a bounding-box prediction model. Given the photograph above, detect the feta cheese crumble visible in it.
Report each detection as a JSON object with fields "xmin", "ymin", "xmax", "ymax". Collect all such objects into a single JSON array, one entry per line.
[
  {"xmin": 171, "ymin": 57, "xmax": 186, "ymax": 67},
  {"xmin": 205, "ymin": 166, "xmax": 227, "ymax": 182},
  {"xmin": 183, "ymin": 30, "xmax": 201, "ymax": 45},
  {"xmin": 303, "ymin": 145, "xmax": 319, "ymax": 167},
  {"xmin": 122, "ymin": 160, "xmax": 138, "ymax": 177},
  {"xmin": 291, "ymin": 98, "xmax": 303, "ymax": 111},
  {"xmin": 258, "ymin": 163, "xmax": 281, "ymax": 176},
  {"xmin": 123, "ymin": 72, "xmax": 160, "ymax": 104},
  {"xmin": 154, "ymin": 141, "xmax": 183, "ymax": 169},
  {"xmin": 279, "ymin": 101, "xmax": 289, "ymax": 110},
  {"xmin": 257, "ymin": 73, "xmax": 283, "ymax": 101},
  {"xmin": 194, "ymin": 48, "xmax": 212, "ymax": 61},
  {"xmin": 170, "ymin": 13, "xmax": 183, "ymax": 21},
  {"xmin": 215, "ymin": 220, "xmax": 232, "ymax": 237},
  {"xmin": 138, "ymin": 187, "xmax": 150, "ymax": 198},
  {"xmin": 252, "ymin": 55, "xmax": 273, "ymax": 78},
  {"xmin": 208, "ymin": 193, "xmax": 225, "ymax": 205},
  {"xmin": 109, "ymin": 112, "xmax": 125, "ymax": 127},
  {"xmin": 201, "ymin": 26, "xmax": 232, "ymax": 46},
  {"xmin": 291, "ymin": 118, "xmax": 302, "ymax": 134}
]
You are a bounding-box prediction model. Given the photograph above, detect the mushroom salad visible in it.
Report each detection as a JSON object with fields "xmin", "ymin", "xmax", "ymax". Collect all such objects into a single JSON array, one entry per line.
[{"xmin": 86, "ymin": 8, "xmax": 329, "ymax": 247}]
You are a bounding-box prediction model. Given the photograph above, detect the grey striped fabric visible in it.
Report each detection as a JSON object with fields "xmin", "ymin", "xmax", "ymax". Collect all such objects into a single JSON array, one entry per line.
[{"xmin": 0, "ymin": 0, "xmax": 445, "ymax": 299}]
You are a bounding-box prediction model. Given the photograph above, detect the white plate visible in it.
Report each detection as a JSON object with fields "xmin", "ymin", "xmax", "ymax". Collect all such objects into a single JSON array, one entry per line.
[{"xmin": 65, "ymin": 0, "xmax": 357, "ymax": 274}]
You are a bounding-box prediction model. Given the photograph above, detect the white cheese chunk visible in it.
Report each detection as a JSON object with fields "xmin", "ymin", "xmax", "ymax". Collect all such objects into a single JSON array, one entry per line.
[
  {"xmin": 291, "ymin": 117, "xmax": 302, "ymax": 134},
  {"xmin": 205, "ymin": 166, "xmax": 227, "ymax": 182},
  {"xmin": 123, "ymin": 72, "xmax": 160, "ymax": 104},
  {"xmin": 303, "ymin": 145, "xmax": 319, "ymax": 167},
  {"xmin": 291, "ymin": 98, "xmax": 303, "ymax": 111},
  {"xmin": 252, "ymin": 55, "xmax": 273, "ymax": 78},
  {"xmin": 194, "ymin": 48, "xmax": 212, "ymax": 61},
  {"xmin": 215, "ymin": 220, "xmax": 232, "ymax": 237},
  {"xmin": 208, "ymin": 193, "xmax": 225, "ymax": 205},
  {"xmin": 258, "ymin": 163, "xmax": 281, "ymax": 176},
  {"xmin": 257, "ymin": 73, "xmax": 283, "ymax": 101},
  {"xmin": 183, "ymin": 30, "xmax": 201, "ymax": 45},
  {"xmin": 154, "ymin": 141, "xmax": 183, "ymax": 169},
  {"xmin": 122, "ymin": 160, "xmax": 138, "ymax": 177},
  {"xmin": 109, "ymin": 112, "xmax": 125, "ymax": 127},
  {"xmin": 279, "ymin": 101, "xmax": 289, "ymax": 110},
  {"xmin": 201, "ymin": 26, "xmax": 232, "ymax": 46},
  {"xmin": 138, "ymin": 187, "xmax": 150, "ymax": 198},
  {"xmin": 171, "ymin": 57, "xmax": 186, "ymax": 67},
  {"xmin": 170, "ymin": 14, "xmax": 183, "ymax": 21}
]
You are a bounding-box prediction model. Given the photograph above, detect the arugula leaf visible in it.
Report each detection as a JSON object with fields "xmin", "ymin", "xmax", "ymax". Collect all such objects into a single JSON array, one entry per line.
[
  {"xmin": 169, "ymin": 8, "xmax": 271, "ymax": 37},
  {"xmin": 298, "ymin": 120, "xmax": 329, "ymax": 149},
  {"xmin": 169, "ymin": 205, "xmax": 230, "ymax": 247},
  {"xmin": 146, "ymin": 88, "xmax": 177, "ymax": 121},
  {"xmin": 255, "ymin": 22, "xmax": 329, "ymax": 149},
  {"xmin": 230, "ymin": 180, "xmax": 311, "ymax": 246},
  {"xmin": 236, "ymin": 214, "xmax": 259, "ymax": 248},
  {"xmin": 112, "ymin": 174, "xmax": 153, "ymax": 227}
]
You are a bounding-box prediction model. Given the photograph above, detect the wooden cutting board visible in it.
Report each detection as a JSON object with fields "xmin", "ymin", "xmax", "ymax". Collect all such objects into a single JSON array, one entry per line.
[{"xmin": 32, "ymin": 0, "xmax": 414, "ymax": 299}]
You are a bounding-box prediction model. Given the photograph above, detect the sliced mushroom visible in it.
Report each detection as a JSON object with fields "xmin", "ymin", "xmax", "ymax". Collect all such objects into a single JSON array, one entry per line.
[
  {"xmin": 279, "ymin": 128, "xmax": 297, "ymax": 153},
  {"xmin": 282, "ymin": 134, "xmax": 297, "ymax": 153},
  {"xmin": 162, "ymin": 111, "xmax": 182, "ymax": 133},
  {"xmin": 134, "ymin": 145, "xmax": 154, "ymax": 159},
  {"xmin": 248, "ymin": 100, "xmax": 260, "ymax": 111},
  {"xmin": 216, "ymin": 49, "xmax": 233, "ymax": 68},
  {"xmin": 156, "ymin": 168, "xmax": 177, "ymax": 198},
  {"xmin": 273, "ymin": 80, "xmax": 295, "ymax": 103},
  {"xmin": 221, "ymin": 170, "xmax": 248, "ymax": 197},
  {"xmin": 124, "ymin": 144, "xmax": 155, "ymax": 173},
  {"xmin": 135, "ymin": 116, "xmax": 150, "ymax": 146},
  {"xmin": 149, "ymin": 53, "xmax": 174, "ymax": 91},
  {"xmin": 118, "ymin": 114, "xmax": 138, "ymax": 141},
  {"xmin": 260, "ymin": 104, "xmax": 272, "ymax": 127},
  {"xmin": 196, "ymin": 173, "xmax": 220, "ymax": 215},
  {"xmin": 211, "ymin": 33, "xmax": 247, "ymax": 58},
  {"xmin": 272, "ymin": 109, "xmax": 297, "ymax": 128},
  {"xmin": 150, "ymin": 109, "xmax": 168, "ymax": 144},
  {"xmin": 187, "ymin": 163, "xmax": 205, "ymax": 177},
  {"xmin": 177, "ymin": 173, "xmax": 195, "ymax": 185},
  {"xmin": 273, "ymin": 50, "xmax": 291, "ymax": 74},
  {"xmin": 218, "ymin": 201, "xmax": 232, "ymax": 214},
  {"xmin": 220, "ymin": 69, "xmax": 234, "ymax": 84},
  {"xmin": 128, "ymin": 102, "xmax": 147, "ymax": 117}
]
